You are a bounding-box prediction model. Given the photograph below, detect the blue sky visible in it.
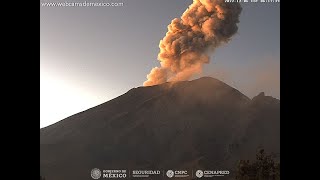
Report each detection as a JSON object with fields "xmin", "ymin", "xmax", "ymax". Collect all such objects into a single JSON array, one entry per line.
[{"xmin": 40, "ymin": 0, "xmax": 280, "ymax": 128}]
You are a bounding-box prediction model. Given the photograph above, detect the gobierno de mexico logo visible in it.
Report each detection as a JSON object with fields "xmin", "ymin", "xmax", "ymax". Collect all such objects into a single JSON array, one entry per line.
[{"xmin": 91, "ymin": 168, "xmax": 101, "ymax": 179}]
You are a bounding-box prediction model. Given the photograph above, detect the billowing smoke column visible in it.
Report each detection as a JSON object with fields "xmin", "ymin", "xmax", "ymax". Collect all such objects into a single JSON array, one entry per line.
[{"xmin": 143, "ymin": 0, "xmax": 242, "ymax": 86}]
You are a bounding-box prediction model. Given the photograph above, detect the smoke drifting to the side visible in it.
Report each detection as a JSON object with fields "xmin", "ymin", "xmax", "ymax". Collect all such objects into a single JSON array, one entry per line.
[{"xmin": 143, "ymin": 0, "xmax": 242, "ymax": 86}]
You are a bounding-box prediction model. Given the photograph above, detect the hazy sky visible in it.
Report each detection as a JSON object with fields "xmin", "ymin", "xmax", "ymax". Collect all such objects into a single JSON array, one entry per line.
[{"xmin": 40, "ymin": 0, "xmax": 280, "ymax": 128}]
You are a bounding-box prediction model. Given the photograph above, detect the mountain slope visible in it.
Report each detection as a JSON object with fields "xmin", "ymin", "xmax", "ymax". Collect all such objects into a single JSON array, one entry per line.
[{"xmin": 40, "ymin": 77, "xmax": 280, "ymax": 180}]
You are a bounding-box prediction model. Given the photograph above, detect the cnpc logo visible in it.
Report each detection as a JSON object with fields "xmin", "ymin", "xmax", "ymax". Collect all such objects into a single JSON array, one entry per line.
[{"xmin": 166, "ymin": 170, "xmax": 188, "ymax": 178}]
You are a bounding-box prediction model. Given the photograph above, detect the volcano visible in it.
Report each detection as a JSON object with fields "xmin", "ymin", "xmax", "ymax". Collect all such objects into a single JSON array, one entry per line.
[{"xmin": 40, "ymin": 77, "xmax": 280, "ymax": 180}]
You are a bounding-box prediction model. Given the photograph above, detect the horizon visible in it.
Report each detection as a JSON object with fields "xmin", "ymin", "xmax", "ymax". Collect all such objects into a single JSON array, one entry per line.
[{"xmin": 40, "ymin": 76, "xmax": 279, "ymax": 129}]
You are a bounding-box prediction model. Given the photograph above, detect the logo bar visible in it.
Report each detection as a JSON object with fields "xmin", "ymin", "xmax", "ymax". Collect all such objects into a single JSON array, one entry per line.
[{"xmin": 91, "ymin": 168, "xmax": 230, "ymax": 179}]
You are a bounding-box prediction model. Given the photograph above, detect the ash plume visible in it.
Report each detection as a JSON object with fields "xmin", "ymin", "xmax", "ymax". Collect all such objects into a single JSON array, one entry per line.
[{"xmin": 143, "ymin": 0, "xmax": 242, "ymax": 86}]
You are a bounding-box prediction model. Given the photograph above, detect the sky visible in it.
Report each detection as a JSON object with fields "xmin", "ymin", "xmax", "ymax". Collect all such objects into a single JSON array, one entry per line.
[{"xmin": 40, "ymin": 0, "xmax": 280, "ymax": 128}]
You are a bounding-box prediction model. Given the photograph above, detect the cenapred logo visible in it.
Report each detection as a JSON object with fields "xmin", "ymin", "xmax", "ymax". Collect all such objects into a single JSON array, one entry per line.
[
  {"xmin": 166, "ymin": 170, "xmax": 174, "ymax": 178},
  {"xmin": 196, "ymin": 169, "xmax": 230, "ymax": 178},
  {"xmin": 91, "ymin": 168, "xmax": 101, "ymax": 179},
  {"xmin": 196, "ymin": 170, "xmax": 203, "ymax": 178}
]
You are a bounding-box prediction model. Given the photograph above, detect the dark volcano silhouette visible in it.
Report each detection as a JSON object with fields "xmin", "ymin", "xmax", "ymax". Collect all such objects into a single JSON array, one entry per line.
[{"xmin": 40, "ymin": 77, "xmax": 280, "ymax": 180}]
